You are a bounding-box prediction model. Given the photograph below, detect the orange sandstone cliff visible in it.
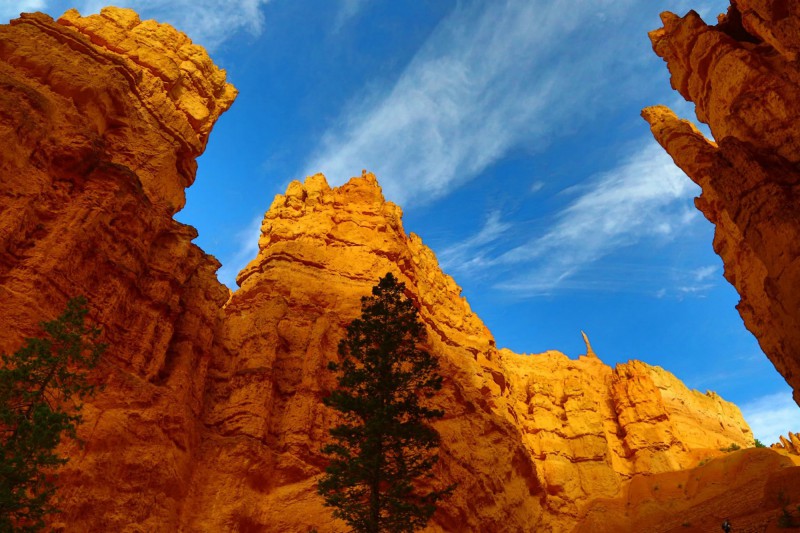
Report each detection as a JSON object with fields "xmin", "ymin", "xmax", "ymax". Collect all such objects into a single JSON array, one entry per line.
[
  {"xmin": 643, "ymin": 0, "xmax": 800, "ymax": 406},
  {"xmin": 188, "ymin": 172, "xmax": 752, "ymax": 531},
  {"xmin": 0, "ymin": 7, "xmax": 781, "ymax": 532},
  {"xmin": 0, "ymin": 7, "xmax": 236, "ymax": 531}
]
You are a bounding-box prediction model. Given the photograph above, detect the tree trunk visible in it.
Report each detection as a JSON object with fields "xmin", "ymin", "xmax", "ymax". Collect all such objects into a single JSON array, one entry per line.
[{"xmin": 369, "ymin": 449, "xmax": 381, "ymax": 533}]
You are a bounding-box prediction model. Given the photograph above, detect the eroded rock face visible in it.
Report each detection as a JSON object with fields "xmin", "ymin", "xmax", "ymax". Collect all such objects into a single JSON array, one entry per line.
[
  {"xmin": 643, "ymin": 1, "xmax": 800, "ymax": 405},
  {"xmin": 773, "ymin": 432, "xmax": 800, "ymax": 456},
  {"xmin": 186, "ymin": 172, "xmax": 753, "ymax": 532},
  {"xmin": 0, "ymin": 7, "xmax": 760, "ymax": 532},
  {"xmin": 0, "ymin": 7, "xmax": 235, "ymax": 530},
  {"xmin": 578, "ymin": 448, "xmax": 800, "ymax": 532}
]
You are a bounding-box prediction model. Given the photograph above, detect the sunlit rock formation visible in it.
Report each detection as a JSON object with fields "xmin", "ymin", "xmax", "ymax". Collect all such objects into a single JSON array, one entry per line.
[
  {"xmin": 190, "ymin": 172, "xmax": 753, "ymax": 531},
  {"xmin": 0, "ymin": 7, "xmax": 235, "ymax": 530},
  {"xmin": 643, "ymin": 0, "xmax": 800, "ymax": 406},
  {"xmin": 579, "ymin": 447, "xmax": 800, "ymax": 532},
  {"xmin": 0, "ymin": 6, "xmax": 780, "ymax": 532},
  {"xmin": 773, "ymin": 432, "xmax": 800, "ymax": 457}
]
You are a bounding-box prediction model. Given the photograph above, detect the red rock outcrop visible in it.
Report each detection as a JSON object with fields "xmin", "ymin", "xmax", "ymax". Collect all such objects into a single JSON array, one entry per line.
[
  {"xmin": 772, "ymin": 432, "xmax": 800, "ymax": 457},
  {"xmin": 643, "ymin": 1, "xmax": 800, "ymax": 405},
  {"xmin": 578, "ymin": 448, "xmax": 800, "ymax": 532},
  {"xmin": 0, "ymin": 7, "xmax": 235, "ymax": 530},
  {"xmin": 0, "ymin": 7, "xmax": 772, "ymax": 532},
  {"xmin": 183, "ymin": 172, "xmax": 753, "ymax": 532}
]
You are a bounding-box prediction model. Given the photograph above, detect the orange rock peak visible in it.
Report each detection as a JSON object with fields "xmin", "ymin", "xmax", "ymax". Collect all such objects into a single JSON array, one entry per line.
[{"xmin": 643, "ymin": 0, "xmax": 800, "ymax": 406}]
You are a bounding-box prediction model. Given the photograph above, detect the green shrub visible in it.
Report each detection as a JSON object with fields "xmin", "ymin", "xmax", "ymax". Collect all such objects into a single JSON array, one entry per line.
[
  {"xmin": 0, "ymin": 297, "xmax": 105, "ymax": 531},
  {"xmin": 778, "ymin": 507, "xmax": 792, "ymax": 528}
]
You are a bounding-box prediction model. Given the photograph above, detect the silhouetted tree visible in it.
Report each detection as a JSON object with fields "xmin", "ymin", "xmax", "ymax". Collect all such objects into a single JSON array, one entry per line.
[
  {"xmin": 0, "ymin": 297, "xmax": 105, "ymax": 531},
  {"xmin": 318, "ymin": 273, "xmax": 454, "ymax": 533}
]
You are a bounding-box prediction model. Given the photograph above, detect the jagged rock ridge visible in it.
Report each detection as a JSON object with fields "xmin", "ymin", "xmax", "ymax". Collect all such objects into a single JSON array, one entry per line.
[
  {"xmin": 0, "ymin": 6, "xmax": 783, "ymax": 532},
  {"xmin": 0, "ymin": 7, "xmax": 235, "ymax": 531},
  {"xmin": 191, "ymin": 171, "xmax": 752, "ymax": 531},
  {"xmin": 773, "ymin": 432, "xmax": 800, "ymax": 456},
  {"xmin": 643, "ymin": 0, "xmax": 800, "ymax": 406}
]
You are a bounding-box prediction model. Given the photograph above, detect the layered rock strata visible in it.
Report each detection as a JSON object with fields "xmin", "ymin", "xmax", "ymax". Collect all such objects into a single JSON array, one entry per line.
[
  {"xmin": 578, "ymin": 448, "xmax": 800, "ymax": 532},
  {"xmin": 643, "ymin": 0, "xmax": 800, "ymax": 405},
  {"xmin": 0, "ymin": 7, "xmax": 762, "ymax": 532},
  {"xmin": 185, "ymin": 172, "xmax": 752, "ymax": 532},
  {"xmin": 0, "ymin": 7, "xmax": 235, "ymax": 530}
]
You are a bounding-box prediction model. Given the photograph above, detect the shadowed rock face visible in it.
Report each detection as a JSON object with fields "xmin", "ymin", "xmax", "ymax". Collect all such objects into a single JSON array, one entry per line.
[
  {"xmin": 643, "ymin": 1, "xmax": 800, "ymax": 406},
  {"xmin": 0, "ymin": 7, "xmax": 765, "ymax": 532}
]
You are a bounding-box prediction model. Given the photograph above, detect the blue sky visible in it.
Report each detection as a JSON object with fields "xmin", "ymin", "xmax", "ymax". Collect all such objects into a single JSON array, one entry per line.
[{"xmin": 9, "ymin": 0, "xmax": 799, "ymax": 444}]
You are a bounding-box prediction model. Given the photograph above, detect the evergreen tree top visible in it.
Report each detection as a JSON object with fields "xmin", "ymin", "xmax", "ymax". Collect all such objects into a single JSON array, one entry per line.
[{"xmin": 319, "ymin": 273, "xmax": 454, "ymax": 533}]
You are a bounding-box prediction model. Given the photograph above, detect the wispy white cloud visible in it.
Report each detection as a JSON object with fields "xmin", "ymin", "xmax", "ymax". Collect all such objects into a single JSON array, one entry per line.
[
  {"xmin": 670, "ymin": 264, "xmax": 719, "ymax": 298},
  {"xmin": 333, "ymin": 0, "xmax": 367, "ymax": 33},
  {"xmin": 302, "ymin": 0, "xmax": 643, "ymax": 205},
  {"xmin": 487, "ymin": 142, "xmax": 699, "ymax": 294},
  {"xmin": 741, "ymin": 391, "xmax": 800, "ymax": 445},
  {"xmin": 439, "ymin": 211, "xmax": 511, "ymax": 272},
  {"xmin": 432, "ymin": 141, "xmax": 709, "ymax": 296},
  {"xmin": 49, "ymin": 0, "xmax": 270, "ymax": 50},
  {"xmin": 692, "ymin": 265, "xmax": 718, "ymax": 282},
  {"xmin": 0, "ymin": 0, "xmax": 46, "ymax": 22},
  {"xmin": 216, "ymin": 214, "xmax": 263, "ymax": 288}
]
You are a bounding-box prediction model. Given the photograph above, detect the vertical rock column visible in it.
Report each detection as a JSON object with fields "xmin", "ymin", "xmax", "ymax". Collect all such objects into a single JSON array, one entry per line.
[
  {"xmin": 643, "ymin": 2, "xmax": 800, "ymax": 404},
  {"xmin": 0, "ymin": 8, "xmax": 236, "ymax": 530}
]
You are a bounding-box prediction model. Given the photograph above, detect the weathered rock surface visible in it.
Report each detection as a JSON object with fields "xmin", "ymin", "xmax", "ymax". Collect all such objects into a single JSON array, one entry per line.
[
  {"xmin": 0, "ymin": 7, "xmax": 772, "ymax": 532},
  {"xmin": 186, "ymin": 172, "xmax": 753, "ymax": 532},
  {"xmin": 643, "ymin": 0, "xmax": 800, "ymax": 405},
  {"xmin": 0, "ymin": 7, "xmax": 235, "ymax": 530},
  {"xmin": 578, "ymin": 448, "xmax": 800, "ymax": 532},
  {"xmin": 773, "ymin": 432, "xmax": 800, "ymax": 457}
]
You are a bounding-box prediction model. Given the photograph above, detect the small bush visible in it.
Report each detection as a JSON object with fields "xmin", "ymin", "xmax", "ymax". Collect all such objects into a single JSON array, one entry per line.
[
  {"xmin": 0, "ymin": 296, "xmax": 105, "ymax": 530},
  {"xmin": 777, "ymin": 507, "xmax": 792, "ymax": 528},
  {"xmin": 720, "ymin": 443, "xmax": 741, "ymax": 452},
  {"xmin": 755, "ymin": 438, "xmax": 766, "ymax": 448}
]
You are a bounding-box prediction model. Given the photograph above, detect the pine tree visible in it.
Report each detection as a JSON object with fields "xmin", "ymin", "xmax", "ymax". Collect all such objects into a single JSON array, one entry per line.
[
  {"xmin": 0, "ymin": 297, "xmax": 105, "ymax": 531},
  {"xmin": 318, "ymin": 273, "xmax": 454, "ymax": 533}
]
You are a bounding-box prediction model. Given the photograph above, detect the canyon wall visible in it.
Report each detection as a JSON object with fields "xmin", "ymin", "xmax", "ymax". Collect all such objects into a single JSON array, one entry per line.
[
  {"xmin": 0, "ymin": 7, "xmax": 235, "ymax": 530},
  {"xmin": 0, "ymin": 7, "xmax": 767, "ymax": 532},
  {"xmin": 643, "ymin": 0, "xmax": 800, "ymax": 405},
  {"xmin": 185, "ymin": 172, "xmax": 752, "ymax": 531}
]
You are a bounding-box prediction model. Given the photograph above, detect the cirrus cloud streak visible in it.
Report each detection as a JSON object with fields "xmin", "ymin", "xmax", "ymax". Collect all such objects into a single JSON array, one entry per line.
[{"xmin": 302, "ymin": 0, "xmax": 643, "ymax": 206}]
